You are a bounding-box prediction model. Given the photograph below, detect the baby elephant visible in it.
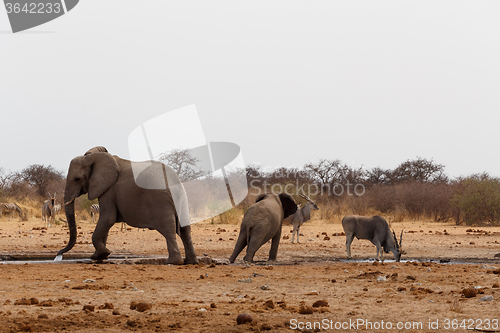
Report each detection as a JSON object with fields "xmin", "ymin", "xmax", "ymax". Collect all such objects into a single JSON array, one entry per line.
[{"xmin": 229, "ymin": 193, "xmax": 297, "ymax": 263}]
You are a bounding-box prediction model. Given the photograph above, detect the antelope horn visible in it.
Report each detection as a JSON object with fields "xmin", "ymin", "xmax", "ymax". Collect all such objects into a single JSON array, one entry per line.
[
  {"xmin": 299, "ymin": 193, "xmax": 314, "ymax": 203},
  {"xmin": 400, "ymin": 229, "xmax": 404, "ymax": 247},
  {"xmin": 64, "ymin": 198, "xmax": 75, "ymax": 206}
]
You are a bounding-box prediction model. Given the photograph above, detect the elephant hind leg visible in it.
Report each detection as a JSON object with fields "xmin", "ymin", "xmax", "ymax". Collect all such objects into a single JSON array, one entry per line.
[
  {"xmin": 243, "ymin": 232, "xmax": 266, "ymax": 263},
  {"xmin": 229, "ymin": 230, "xmax": 247, "ymax": 263},
  {"xmin": 179, "ymin": 225, "xmax": 198, "ymax": 264},
  {"xmin": 268, "ymin": 227, "xmax": 282, "ymax": 262},
  {"xmin": 155, "ymin": 216, "xmax": 183, "ymax": 265}
]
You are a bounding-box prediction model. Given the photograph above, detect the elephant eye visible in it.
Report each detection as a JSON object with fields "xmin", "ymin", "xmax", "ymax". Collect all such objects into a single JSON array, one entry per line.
[{"xmin": 74, "ymin": 177, "xmax": 81, "ymax": 182}]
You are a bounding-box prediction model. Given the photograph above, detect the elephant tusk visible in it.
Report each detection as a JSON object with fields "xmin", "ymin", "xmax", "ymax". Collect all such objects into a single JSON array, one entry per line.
[{"xmin": 64, "ymin": 198, "xmax": 75, "ymax": 206}]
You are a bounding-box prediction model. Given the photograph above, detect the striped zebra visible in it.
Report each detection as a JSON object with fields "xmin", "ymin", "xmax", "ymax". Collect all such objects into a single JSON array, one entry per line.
[
  {"xmin": 90, "ymin": 204, "xmax": 99, "ymax": 223},
  {"xmin": 0, "ymin": 203, "xmax": 24, "ymax": 220},
  {"xmin": 89, "ymin": 205, "xmax": 134, "ymax": 231},
  {"xmin": 41, "ymin": 193, "xmax": 56, "ymax": 227}
]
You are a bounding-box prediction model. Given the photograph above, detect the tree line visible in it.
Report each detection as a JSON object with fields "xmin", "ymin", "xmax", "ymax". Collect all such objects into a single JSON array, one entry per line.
[
  {"xmin": 2, "ymin": 156, "xmax": 500, "ymax": 226},
  {"xmin": 246, "ymin": 157, "xmax": 500, "ymax": 226}
]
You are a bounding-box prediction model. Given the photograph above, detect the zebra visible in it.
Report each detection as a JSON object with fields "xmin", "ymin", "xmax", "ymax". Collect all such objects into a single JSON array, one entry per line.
[
  {"xmin": 90, "ymin": 204, "xmax": 99, "ymax": 223},
  {"xmin": 89, "ymin": 205, "xmax": 138, "ymax": 231},
  {"xmin": 0, "ymin": 203, "xmax": 24, "ymax": 220},
  {"xmin": 89, "ymin": 205, "xmax": 136, "ymax": 231},
  {"xmin": 41, "ymin": 193, "xmax": 56, "ymax": 228}
]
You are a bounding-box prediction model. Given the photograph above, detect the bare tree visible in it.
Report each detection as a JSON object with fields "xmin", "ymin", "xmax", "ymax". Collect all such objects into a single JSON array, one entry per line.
[
  {"xmin": 303, "ymin": 159, "xmax": 344, "ymax": 186},
  {"xmin": 366, "ymin": 167, "xmax": 392, "ymax": 186},
  {"xmin": 392, "ymin": 157, "xmax": 447, "ymax": 184},
  {"xmin": 20, "ymin": 164, "xmax": 64, "ymax": 197},
  {"xmin": 158, "ymin": 149, "xmax": 206, "ymax": 182},
  {"xmin": 0, "ymin": 167, "xmax": 11, "ymax": 194}
]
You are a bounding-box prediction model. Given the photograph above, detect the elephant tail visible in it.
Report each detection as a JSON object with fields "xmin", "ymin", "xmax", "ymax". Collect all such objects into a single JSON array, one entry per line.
[{"xmin": 175, "ymin": 215, "xmax": 181, "ymax": 236}]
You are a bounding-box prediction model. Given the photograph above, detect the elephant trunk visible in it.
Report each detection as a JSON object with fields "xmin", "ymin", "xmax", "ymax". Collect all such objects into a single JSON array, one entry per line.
[{"xmin": 56, "ymin": 197, "xmax": 77, "ymax": 256}]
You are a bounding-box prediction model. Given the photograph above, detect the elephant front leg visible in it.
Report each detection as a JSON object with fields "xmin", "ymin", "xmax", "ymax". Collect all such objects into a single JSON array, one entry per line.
[
  {"xmin": 268, "ymin": 228, "xmax": 282, "ymax": 262},
  {"xmin": 91, "ymin": 218, "xmax": 113, "ymax": 260}
]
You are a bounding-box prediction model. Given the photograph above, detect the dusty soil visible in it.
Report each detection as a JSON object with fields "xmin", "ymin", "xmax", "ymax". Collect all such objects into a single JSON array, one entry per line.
[{"xmin": 0, "ymin": 216, "xmax": 499, "ymax": 332}]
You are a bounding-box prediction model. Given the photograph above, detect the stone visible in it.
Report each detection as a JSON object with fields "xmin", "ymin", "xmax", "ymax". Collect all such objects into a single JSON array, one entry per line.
[
  {"xmin": 83, "ymin": 305, "xmax": 95, "ymax": 312},
  {"xmin": 135, "ymin": 302, "xmax": 152, "ymax": 312},
  {"xmin": 461, "ymin": 287, "xmax": 477, "ymax": 298},
  {"xmin": 312, "ymin": 300, "xmax": 329, "ymax": 308},
  {"xmin": 236, "ymin": 313, "xmax": 253, "ymax": 325},
  {"xmin": 299, "ymin": 305, "xmax": 313, "ymax": 314}
]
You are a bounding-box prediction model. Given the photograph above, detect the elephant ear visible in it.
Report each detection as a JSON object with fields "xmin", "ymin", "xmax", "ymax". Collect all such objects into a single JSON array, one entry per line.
[
  {"xmin": 84, "ymin": 146, "xmax": 109, "ymax": 156},
  {"xmin": 279, "ymin": 193, "xmax": 298, "ymax": 219},
  {"xmin": 255, "ymin": 193, "xmax": 269, "ymax": 203},
  {"xmin": 84, "ymin": 152, "xmax": 119, "ymax": 200}
]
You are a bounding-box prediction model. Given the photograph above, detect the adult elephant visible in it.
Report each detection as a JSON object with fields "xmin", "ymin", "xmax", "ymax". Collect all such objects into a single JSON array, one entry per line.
[
  {"xmin": 229, "ymin": 193, "xmax": 297, "ymax": 263},
  {"xmin": 58, "ymin": 146, "xmax": 198, "ymax": 264}
]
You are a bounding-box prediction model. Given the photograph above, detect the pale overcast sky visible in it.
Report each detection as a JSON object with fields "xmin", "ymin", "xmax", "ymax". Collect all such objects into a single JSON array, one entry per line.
[{"xmin": 1, "ymin": 1, "xmax": 499, "ymax": 178}]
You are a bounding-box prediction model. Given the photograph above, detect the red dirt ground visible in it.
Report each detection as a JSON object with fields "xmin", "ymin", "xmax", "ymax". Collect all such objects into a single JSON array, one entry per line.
[{"xmin": 0, "ymin": 217, "xmax": 499, "ymax": 332}]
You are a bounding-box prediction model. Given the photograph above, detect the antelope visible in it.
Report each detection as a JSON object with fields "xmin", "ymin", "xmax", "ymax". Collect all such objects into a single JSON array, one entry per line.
[
  {"xmin": 342, "ymin": 215, "xmax": 403, "ymax": 262},
  {"xmin": 282, "ymin": 194, "xmax": 319, "ymax": 243},
  {"xmin": 41, "ymin": 192, "xmax": 56, "ymax": 228}
]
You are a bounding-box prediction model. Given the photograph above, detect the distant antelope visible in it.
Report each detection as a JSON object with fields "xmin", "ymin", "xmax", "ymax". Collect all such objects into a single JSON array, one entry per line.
[
  {"xmin": 41, "ymin": 192, "xmax": 56, "ymax": 227},
  {"xmin": 0, "ymin": 203, "xmax": 24, "ymax": 220},
  {"xmin": 90, "ymin": 204, "xmax": 99, "ymax": 223},
  {"xmin": 282, "ymin": 194, "xmax": 319, "ymax": 244}
]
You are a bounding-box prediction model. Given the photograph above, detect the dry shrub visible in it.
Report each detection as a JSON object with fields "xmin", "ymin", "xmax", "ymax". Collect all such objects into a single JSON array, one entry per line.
[
  {"xmin": 315, "ymin": 196, "xmax": 342, "ymax": 223},
  {"xmin": 212, "ymin": 207, "xmax": 243, "ymax": 225},
  {"xmin": 340, "ymin": 195, "xmax": 369, "ymax": 216},
  {"xmin": 451, "ymin": 176, "xmax": 500, "ymax": 225},
  {"xmin": 77, "ymin": 209, "xmax": 90, "ymax": 222},
  {"xmin": 366, "ymin": 185, "xmax": 396, "ymax": 214},
  {"xmin": 391, "ymin": 205, "xmax": 407, "ymax": 223}
]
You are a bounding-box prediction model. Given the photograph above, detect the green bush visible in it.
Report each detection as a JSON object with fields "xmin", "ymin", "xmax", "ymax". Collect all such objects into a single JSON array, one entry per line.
[
  {"xmin": 79, "ymin": 195, "xmax": 98, "ymax": 213},
  {"xmin": 451, "ymin": 177, "xmax": 500, "ymax": 225}
]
